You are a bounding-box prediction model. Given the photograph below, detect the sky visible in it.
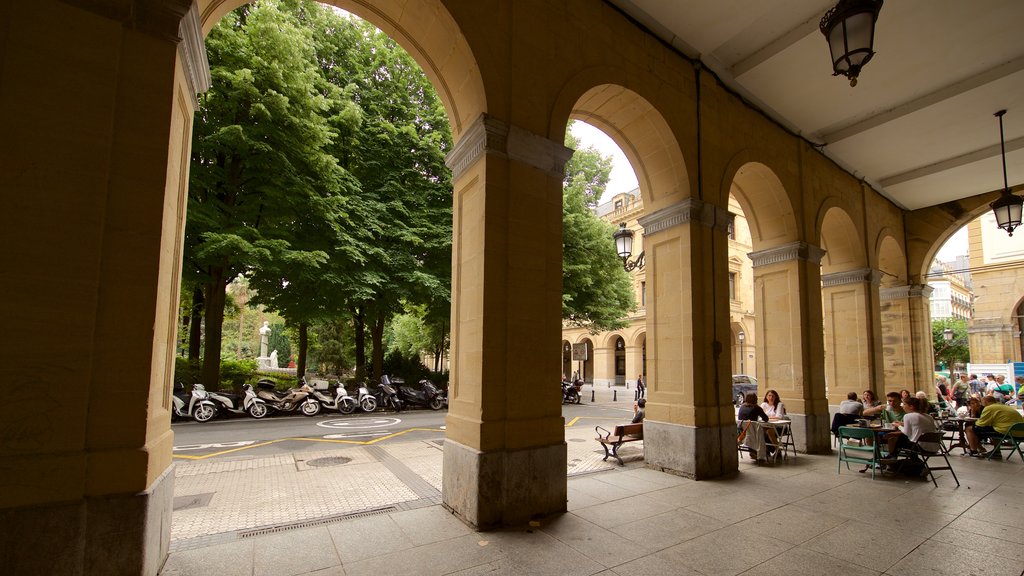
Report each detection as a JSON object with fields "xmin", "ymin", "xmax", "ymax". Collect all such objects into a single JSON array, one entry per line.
[{"xmin": 570, "ymin": 121, "xmax": 970, "ymax": 261}]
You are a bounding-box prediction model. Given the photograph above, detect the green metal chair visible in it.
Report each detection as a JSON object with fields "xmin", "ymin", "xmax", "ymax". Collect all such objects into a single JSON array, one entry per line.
[
  {"xmin": 986, "ymin": 422, "xmax": 1024, "ymax": 463},
  {"xmin": 837, "ymin": 426, "xmax": 882, "ymax": 479},
  {"xmin": 896, "ymin": 431, "xmax": 959, "ymax": 487}
]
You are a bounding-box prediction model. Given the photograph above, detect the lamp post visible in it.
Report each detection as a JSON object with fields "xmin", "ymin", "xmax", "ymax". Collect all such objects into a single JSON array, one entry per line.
[
  {"xmin": 819, "ymin": 0, "xmax": 883, "ymax": 87},
  {"xmin": 738, "ymin": 330, "xmax": 746, "ymax": 375},
  {"xmin": 613, "ymin": 222, "xmax": 645, "ymax": 272}
]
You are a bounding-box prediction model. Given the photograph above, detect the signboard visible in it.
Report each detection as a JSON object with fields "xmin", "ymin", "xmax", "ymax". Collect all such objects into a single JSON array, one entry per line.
[{"xmin": 571, "ymin": 343, "xmax": 588, "ymax": 361}]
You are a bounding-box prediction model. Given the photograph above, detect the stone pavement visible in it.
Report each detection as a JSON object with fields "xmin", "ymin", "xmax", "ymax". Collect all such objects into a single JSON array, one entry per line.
[{"xmin": 169, "ymin": 385, "xmax": 643, "ymax": 549}]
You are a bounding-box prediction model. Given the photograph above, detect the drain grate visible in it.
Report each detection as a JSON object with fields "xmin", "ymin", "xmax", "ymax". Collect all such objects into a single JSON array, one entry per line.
[
  {"xmin": 305, "ymin": 456, "xmax": 351, "ymax": 468},
  {"xmin": 238, "ymin": 506, "xmax": 397, "ymax": 539}
]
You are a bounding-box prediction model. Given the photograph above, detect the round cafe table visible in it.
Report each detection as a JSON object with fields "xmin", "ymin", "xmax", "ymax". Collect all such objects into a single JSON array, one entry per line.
[{"xmin": 937, "ymin": 416, "xmax": 978, "ymax": 454}]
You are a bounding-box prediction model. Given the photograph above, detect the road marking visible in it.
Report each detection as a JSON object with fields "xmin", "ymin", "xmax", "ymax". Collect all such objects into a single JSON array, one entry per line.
[
  {"xmin": 174, "ymin": 441, "xmax": 256, "ymax": 452},
  {"xmin": 322, "ymin": 432, "xmax": 392, "ymax": 439},
  {"xmin": 316, "ymin": 417, "xmax": 402, "ymax": 429},
  {"xmin": 172, "ymin": 427, "xmax": 445, "ymax": 460}
]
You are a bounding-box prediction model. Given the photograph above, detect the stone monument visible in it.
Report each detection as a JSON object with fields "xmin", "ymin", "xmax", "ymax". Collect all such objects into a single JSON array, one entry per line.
[{"xmin": 257, "ymin": 321, "xmax": 272, "ymax": 369}]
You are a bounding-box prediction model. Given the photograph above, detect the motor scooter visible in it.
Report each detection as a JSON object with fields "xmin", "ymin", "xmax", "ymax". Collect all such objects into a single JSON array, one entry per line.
[
  {"xmin": 397, "ymin": 379, "xmax": 446, "ymax": 410},
  {"xmin": 172, "ymin": 383, "xmax": 219, "ymax": 422},
  {"xmin": 374, "ymin": 375, "xmax": 403, "ymax": 412},
  {"xmin": 310, "ymin": 381, "xmax": 358, "ymax": 414},
  {"xmin": 255, "ymin": 378, "xmax": 321, "ymax": 416},
  {"xmin": 207, "ymin": 383, "xmax": 269, "ymax": 419},
  {"xmin": 561, "ymin": 379, "xmax": 582, "ymax": 404}
]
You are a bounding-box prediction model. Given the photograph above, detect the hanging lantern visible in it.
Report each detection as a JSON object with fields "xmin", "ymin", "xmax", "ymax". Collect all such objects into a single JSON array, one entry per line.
[
  {"xmin": 820, "ymin": 0, "xmax": 883, "ymax": 87},
  {"xmin": 990, "ymin": 110, "xmax": 1022, "ymax": 236}
]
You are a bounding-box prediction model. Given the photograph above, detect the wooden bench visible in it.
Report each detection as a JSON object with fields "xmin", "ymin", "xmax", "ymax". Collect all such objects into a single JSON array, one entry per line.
[{"xmin": 595, "ymin": 423, "xmax": 643, "ymax": 466}]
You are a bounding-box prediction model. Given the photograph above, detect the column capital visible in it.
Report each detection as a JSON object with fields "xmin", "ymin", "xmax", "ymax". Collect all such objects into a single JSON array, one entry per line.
[
  {"xmin": 637, "ymin": 197, "xmax": 733, "ymax": 236},
  {"xmin": 880, "ymin": 283, "xmax": 933, "ymax": 300},
  {"xmin": 748, "ymin": 241, "xmax": 826, "ymax": 268},
  {"xmin": 445, "ymin": 114, "xmax": 573, "ymax": 181},
  {"xmin": 821, "ymin": 268, "xmax": 881, "ymax": 288},
  {"xmin": 179, "ymin": 2, "xmax": 211, "ymax": 106}
]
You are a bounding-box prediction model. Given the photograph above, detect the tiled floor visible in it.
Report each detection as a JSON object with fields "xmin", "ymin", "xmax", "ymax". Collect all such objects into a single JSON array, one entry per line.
[{"xmin": 161, "ymin": 439, "xmax": 1024, "ymax": 576}]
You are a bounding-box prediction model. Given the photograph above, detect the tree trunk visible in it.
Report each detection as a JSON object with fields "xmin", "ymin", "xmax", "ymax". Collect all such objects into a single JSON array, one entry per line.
[
  {"xmin": 201, "ymin": 267, "xmax": 228, "ymax": 387},
  {"xmin": 353, "ymin": 307, "xmax": 367, "ymax": 381},
  {"xmin": 371, "ymin": 309, "xmax": 386, "ymax": 383},
  {"xmin": 188, "ymin": 286, "xmax": 204, "ymax": 361},
  {"xmin": 297, "ymin": 322, "xmax": 308, "ymax": 379}
]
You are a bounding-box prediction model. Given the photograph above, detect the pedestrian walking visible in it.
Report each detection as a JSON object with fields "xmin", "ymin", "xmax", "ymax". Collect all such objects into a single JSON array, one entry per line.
[{"xmin": 635, "ymin": 374, "xmax": 645, "ymax": 401}]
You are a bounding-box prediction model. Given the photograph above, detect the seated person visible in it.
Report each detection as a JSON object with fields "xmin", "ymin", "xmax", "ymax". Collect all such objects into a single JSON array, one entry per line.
[
  {"xmin": 632, "ymin": 398, "xmax": 646, "ymax": 423},
  {"xmin": 964, "ymin": 395, "xmax": 1024, "ymax": 457},
  {"xmin": 916, "ymin": 391, "xmax": 938, "ymax": 415},
  {"xmin": 885, "ymin": 396, "xmax": 940, "ymax": 457},
  {"xmin": 838, "ymin": 391, "xmax": 864, "ymax": 415},
  {"xmin": 738, "ymin": 392, "xmax": 778, "ymax": 455},
  {"xmin": 860, "ymin": 390, "xmax": 881, "ymax": 419},
  {"xmin": 761, "ymin": 389, "xmax": 786, "ymax": 419},
  {"xmin": 864, "ymin": 391, "xmax": 904, "ymax": 423}
]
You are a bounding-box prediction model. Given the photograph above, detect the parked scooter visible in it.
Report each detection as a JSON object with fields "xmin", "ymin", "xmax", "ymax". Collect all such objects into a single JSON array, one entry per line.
[
  {"xmin": 310, "ymin": 381, "xmax": 358, "ymax": 414},
  {"xmin": 207, "ymin": 383, "xmax": 269, "ymax": 419},
  {"xmin": 374, "ymin": 375, "xmax": 403, "ymax": 412},
  {"xmin": 172, "ymin": 383, "xmax": 219, "ymax": 422},
  {"xmin": 354, "ymin": 382, "xmax": 378, "ymax": 412},
  {"xmin": 396, "ymin": 378, "xmax": 447, "ymax": 410},
  {"xmin": 255, "ymin": 378, "xmax": 321, "ymax": 416},
  {"xmin": 561, "ymin": 379, "xmax": 582, "ymax": 404}
]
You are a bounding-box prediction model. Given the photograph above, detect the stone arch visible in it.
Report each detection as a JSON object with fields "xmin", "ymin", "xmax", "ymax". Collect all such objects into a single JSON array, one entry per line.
[
  {"xmin": 197, "ymin": 0, "xmax": 486, "ymax": 139},
  {"xmin": 876, "ymin": 229, "xmax": 908, "ymax": 287},
  {"xmin": 552, "ymin": 76, "xmax": 691, "ymax": 211},
  {"xmin": 722, "ymin": 158, "xmax": 798, "ymax": 250},
  {"xmin": 818, "ymin": 205, "xmax": 867, "ymax": 274}
]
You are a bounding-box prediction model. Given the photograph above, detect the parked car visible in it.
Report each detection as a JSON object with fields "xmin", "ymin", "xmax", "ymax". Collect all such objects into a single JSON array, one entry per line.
[{"xmin": 732, "ymin": 375, "xmax": 758, "ymax": 405}]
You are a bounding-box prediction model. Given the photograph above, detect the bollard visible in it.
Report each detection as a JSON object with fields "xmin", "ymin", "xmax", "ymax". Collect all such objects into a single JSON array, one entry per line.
[
  {"xmin": 613, "ymin": 389, "xmax": 617, "ymax": 401},
  {"xmin": 591, "ymin": 389, "xmax": 595, "ymax": 402}
]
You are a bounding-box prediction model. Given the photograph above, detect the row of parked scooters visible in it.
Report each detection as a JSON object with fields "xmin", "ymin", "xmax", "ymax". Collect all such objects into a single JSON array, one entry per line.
[{"xmin": 172, "ymin": 375, "xmax": 447, "ymax": 422}]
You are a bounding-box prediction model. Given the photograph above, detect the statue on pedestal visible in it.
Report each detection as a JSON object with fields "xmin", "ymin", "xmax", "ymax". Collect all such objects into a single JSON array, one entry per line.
[{"xmin": 258, "ymin": 321, "xmax": 272, "ymax": 369}]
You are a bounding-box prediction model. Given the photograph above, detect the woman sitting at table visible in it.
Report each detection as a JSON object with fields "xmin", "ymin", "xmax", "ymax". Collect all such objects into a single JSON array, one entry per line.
[
  {"xmin": 738, "ymin": 392, "xmax": 778, "ymax": 456},
  {"xmin": 860, "ymin": 390, "xmax": 881, "ymax": 419},
  {"xmin": 761, "ymin": 389, "xmax": 786, "ymax": 419},
  {"xmin": 885, "ymin": 396, "xmax": 940, "ymax": 457}
]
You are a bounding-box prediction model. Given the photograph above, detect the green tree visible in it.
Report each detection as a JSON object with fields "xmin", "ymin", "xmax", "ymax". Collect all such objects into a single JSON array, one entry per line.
[
  {"xmin": 932, "ymin": 318, "xmax": 970, "ymax": 371},
  {"xmin": 562, "ymin": 127, "xmax": 636, "ymax": 332},
  {"xmin": 187, "ymin": 0, "xmax": 357, "ymax": 386}
]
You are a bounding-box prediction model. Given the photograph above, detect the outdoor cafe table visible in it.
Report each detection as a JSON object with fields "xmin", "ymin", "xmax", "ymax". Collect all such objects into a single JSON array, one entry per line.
[
  {"xmin": 741, "ymin": 419, "xmax": 794, "ymax": 461},
  {"xmin": 937, "ymin": 416, "xmax": 978, "ymax": 454}
]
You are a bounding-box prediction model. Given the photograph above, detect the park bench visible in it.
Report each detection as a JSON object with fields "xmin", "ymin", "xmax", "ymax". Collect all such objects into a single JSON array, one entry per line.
[{"xmin": 595, "ymin": 423, "xmax": 643, "ymax": 466}]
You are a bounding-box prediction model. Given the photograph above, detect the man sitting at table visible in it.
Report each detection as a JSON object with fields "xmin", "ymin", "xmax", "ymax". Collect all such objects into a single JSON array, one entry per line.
[
  {"xmin": 864, "ymin": 391, "xmax": 903, "ymax": 422},
  {"xmin": 964, "ymin": 395, "xmax": 1024, "ymax": 458},
  {"xmin": 838, "ymin": 391, "xmax": 864, "ymax": 416}
]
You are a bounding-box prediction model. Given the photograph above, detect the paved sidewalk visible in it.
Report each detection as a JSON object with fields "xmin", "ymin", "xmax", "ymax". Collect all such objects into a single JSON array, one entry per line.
[{"xmin": 169, "ymin": 388, "xmax": 641, "ymax": 550}]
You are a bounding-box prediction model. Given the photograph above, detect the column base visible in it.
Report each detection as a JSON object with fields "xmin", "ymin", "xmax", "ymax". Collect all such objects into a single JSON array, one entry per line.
[
  {"xmin": 0, "ymin": 466, "xmax": 173, "ymax": 576},
  {"xmin": 788, "ymin": 413, "xmax": 831, "ymax": 454},
  {"xmin": 643, "ymin": 420, "xmax": 738, "ymax": 479},
  {"xmin": 442, "ymin": 439, "xmax": 567, "ymax": 530}
]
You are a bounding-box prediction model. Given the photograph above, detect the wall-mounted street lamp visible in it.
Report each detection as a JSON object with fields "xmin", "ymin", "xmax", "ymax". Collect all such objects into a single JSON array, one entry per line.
[
  {"xmin": 943, "ymin": 327, "xmax": 954, "ymax": 342},
  {"xmin": 820, "ymin": 0, "xmax": 883, "ymax": 87},
  {"xmin": 613, "ymin": 222, "xmax": 645, "ymax": 272},
  {"xmin": 989, "ymin": 110, "xmax": 1022, "ymax": 236}
]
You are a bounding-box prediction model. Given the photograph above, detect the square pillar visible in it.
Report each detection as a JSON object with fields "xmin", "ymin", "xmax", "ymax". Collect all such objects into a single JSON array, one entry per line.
[{"xmin": 821, "ymin": 268, "xmax": 883, "ymax": 405}]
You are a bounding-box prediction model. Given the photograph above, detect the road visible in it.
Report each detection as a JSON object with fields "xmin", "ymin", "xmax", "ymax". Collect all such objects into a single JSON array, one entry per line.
[{"xmin": 172, "ymin": 400, "xmax": 636, "ymax": 461}]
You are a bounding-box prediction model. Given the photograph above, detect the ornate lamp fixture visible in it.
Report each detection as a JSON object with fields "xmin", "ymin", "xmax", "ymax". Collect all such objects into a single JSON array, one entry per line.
[
  {"xmin": 613, "ymin": 223, "xmax": 644, "ymax": 272},
  {"xmin": 990, "ymin": 110, "xmax": 1022, "ymax": 236},
  {"xmin": 819, "ymin": 0, "xmax": 883, "ymax": 87}
]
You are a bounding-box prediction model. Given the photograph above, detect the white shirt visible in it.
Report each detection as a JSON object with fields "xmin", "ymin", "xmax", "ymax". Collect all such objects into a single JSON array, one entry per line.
[{"xmin": 761, "ymin": 402, "xmax": 786, "ymax": 418}]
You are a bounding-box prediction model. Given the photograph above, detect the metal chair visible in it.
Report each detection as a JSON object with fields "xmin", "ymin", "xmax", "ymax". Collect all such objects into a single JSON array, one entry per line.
[
  {"xmin": 837, "ymin": 426, "xmax": 881, "ymax": 479},
  {"xmin": 896, "ymin": 431, "xmax": 959, "ymax": 487},
  {"xmin": 986, "ymin": 422, "xmax": 1024, "ymax": 463}
]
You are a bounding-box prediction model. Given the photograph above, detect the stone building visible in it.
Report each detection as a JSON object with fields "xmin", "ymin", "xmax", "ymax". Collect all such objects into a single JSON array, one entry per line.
[
  {"xmin": 968, "ymin": 212, "xmax": 1024, "ymax": 363},
  {"xmin": 928, "ymin": 259, "xmax": 973, "ymax": 321},
  {"xmin": 4, "ymin": 1, "xmax": 1022, "ymax": 574}
]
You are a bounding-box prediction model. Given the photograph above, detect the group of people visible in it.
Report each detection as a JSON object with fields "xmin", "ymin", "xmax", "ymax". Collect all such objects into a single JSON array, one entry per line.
[
  {"xmin": 837, "ymin": 385, "xmax": 1024, "ymax": 461},
  {"xmin": 737, "ymin": 389, "xmax": 787, "ymax": 457},
  {"xmin": 935, "ymin": 373, "xmax": 1023, "ymax": 407}
]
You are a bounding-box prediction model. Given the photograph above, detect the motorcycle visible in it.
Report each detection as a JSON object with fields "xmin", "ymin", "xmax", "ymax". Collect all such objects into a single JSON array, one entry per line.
[
  {"xmin": 255, "ymin": 378, "xmax": 321, "ymax": 416},
  {"xmin": 396, "ymin": 378, "xmax": 447, "ymax": 410},
  {"xmin": 172, "ymin": 383, "xmax": 219, "ymax": 422},
  {"xmin": 207, "ymin": 383, "xmax": 269, "ymax": 419},
  {"xmin": 310, "ymin": 381, "xmax": 359, "ymax": 414},
  {"xmin": 374, "ymin": 375, "xmax": 403, "ymax": 412},
  {"xmin": 561, "ymin": 379, "xmax": 582, "ymax": 404}
]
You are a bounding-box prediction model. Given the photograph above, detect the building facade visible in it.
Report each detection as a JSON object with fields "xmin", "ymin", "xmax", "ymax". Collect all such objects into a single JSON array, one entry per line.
[
  {"xmin": 968, "ymin": 213, "xmax": 1024, "ymax": 363},
  {"xmin": 928, "ymin": 259, "xmax": 974, "ymax": 320}
]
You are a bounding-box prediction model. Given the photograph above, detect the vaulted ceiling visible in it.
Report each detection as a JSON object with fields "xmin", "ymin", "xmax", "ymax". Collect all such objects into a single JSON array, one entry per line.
[{"xmin": 608, "ymin": 0, "xmax": 1024, "ymax": 211}]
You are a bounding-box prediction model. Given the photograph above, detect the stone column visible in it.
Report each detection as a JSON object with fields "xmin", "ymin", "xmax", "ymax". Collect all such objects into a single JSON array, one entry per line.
[
  {"xmin": 880, "ymin": 285, "xmax": 921, "ymax": 393},
  {"xmin": 626, "ymin": 344, "xmax": 645, "ymax": 389},
  {"xmin": 0, "ymin": 1, "xmax": 209, "ymax": 574},
  {"xmin": 592, "ymin": 345, "xmax": 615, "ymax": 387},
  {"xmin": 749, "ymin": 242, "xmax": 830, "ymax": 454},
  {"xmin": 441, "ymin": 115, "xmax": 571, "ymax": 529},
  {"xmin": 907, "ymin": 284, "xmax": 936, "ymax": 394},
  {"xmin": 639, "ymin": 199, "xmax": 737, "ymax": 479},
  {"xmin": 821, "ymin": 268, "xmax": 882, "ymax": 405}
]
